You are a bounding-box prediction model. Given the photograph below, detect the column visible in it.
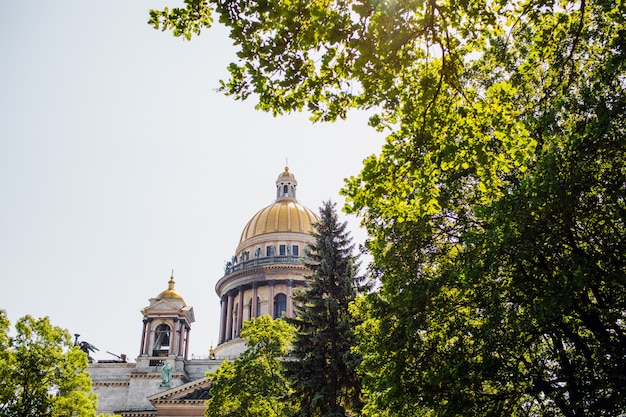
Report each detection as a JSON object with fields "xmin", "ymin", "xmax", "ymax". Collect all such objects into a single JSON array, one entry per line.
[
  {"xmin": 286, "ymin": 280, "xmax": 294, "ymax": 317},
  {"xmin": 142, "ymin": 318, "xmax": 153, "ymax": 355},
  {"xmin": 184, "ymin": 327, "xmax": 190, "ymax": 360},
  {"xmin": 139, "ymin": 319, "xmax": 148, "ymax": 356},
  {"xmin": 219, "ymin": 295, "xmax": 228, "ymax": 344},
  {"xmin": 170, "ymin": 318, "xmax": 178, "ymax": 354},
  {"xmin": 268, "ymin": 281, "xmax": 275, "ymax": 318},
  {"xmin": 252, "ymin": 284, "xmax": 258, "ymax": 318},
  {"xmin": 178, "ymin": 320, "xmax": 186, "ymax": 357},
  {"xmin": 236, "ymin": 287, "xmax": 244, "ymax": 337},
  {"xmin": 225, "ymin": 293, "xmax": 234, "ymax": 342}
]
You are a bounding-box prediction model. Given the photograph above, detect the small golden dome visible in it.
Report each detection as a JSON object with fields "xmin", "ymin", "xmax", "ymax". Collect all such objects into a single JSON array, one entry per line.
[
  {"xmin": 157, "ymin": 275, "xmax": 186, "ymax": 304},
  {"xmin": 277, "ymin": 166, "xmax": 296, "ymax": 182}
]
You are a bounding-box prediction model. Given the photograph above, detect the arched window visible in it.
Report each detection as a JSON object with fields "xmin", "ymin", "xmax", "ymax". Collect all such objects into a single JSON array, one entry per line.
[
  {"xmin": 154, "ymin": 324, "xmax": 170, "ymax": 349},
  {"xmin": 273, "ymin": 293, "xmax": 287, "ymax": 318},
  {"xmin": 283, "ymin": 184, "xmax": 288, "ymax": 196}
]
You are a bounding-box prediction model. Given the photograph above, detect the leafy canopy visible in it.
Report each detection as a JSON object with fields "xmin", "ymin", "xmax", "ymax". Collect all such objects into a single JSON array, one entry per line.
[
  {"xmin": 150, "ymin": 0, "xmax": 540, "ymax": 211},
  {"xmin": 0, "ymin": 311, "xmax": 98, "ymax": 417},
  {"xmin": 205, "ymin": 315, "xmax": 296, "ymax": 417},
  {"xmin": 150, "ymin": 0, "xmax": 626, "ymax": 415}
]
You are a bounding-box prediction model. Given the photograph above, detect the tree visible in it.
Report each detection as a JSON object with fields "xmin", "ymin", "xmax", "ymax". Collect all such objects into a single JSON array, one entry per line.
[
  {"xmin": 150, "ymin": 1, "xmax": 626, "ymax": 415},
  {"xmin": 288, "ymin": 201, "xmax": 364, "ymax": 417},
  {"xmin": 350, "ymin": 5, "xmax": 626, "ymax": 416},
  {"xmin": 205, "ymin": 315, "xmax": 296, "ymax": 417},
  {"xmin": 0, "ymin": 311, "xmax": 98, "ymax": 417}
]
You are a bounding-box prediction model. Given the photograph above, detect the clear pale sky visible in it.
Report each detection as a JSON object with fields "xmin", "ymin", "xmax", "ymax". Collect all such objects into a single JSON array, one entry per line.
[{"xmin": 0, "ymin": 1, "xmax": 384, "ymax": 360}]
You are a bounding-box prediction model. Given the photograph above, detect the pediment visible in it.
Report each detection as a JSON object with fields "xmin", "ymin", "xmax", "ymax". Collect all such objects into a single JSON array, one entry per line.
[
  {"xmin": 142, "ymin": 299, "xmax": 185, "ymax": 314},
  {"xmin": 147, "ymin": 377, "xmax": 211, "ymax": 404}
]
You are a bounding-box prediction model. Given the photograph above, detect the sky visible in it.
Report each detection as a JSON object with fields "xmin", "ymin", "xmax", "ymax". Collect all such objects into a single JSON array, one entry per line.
[{"xmin": 0, "ymin": 1, "xmax": 385, "ymax": 361}]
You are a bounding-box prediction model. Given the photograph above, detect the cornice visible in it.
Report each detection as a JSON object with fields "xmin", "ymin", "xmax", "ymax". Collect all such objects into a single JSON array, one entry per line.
[
  {"xmin": 216, "ymin": 263, "xmax": 310, "ymax": 295},
  {"xmin": 93, "ymin": 380, "xmax": 130, "ymax": 387}
]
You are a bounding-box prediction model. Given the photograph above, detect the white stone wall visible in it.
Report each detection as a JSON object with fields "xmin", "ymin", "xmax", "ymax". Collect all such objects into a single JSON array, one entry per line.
[
  {"xmin": 89, "ymin": 358, "xmax": 220, "ymax": 415},
  {"xmin": 89, "ymin": 363, "xmax": 134, "ymax": 415},
  {"xmin": 126, "ymin": 372, "xmax": 176, "ymax": 410},
  {"xmin": 213, "ymin": 338, "xmax": 246, "ymax": 360},
  {"xmin": 184, "ymin": 359, "xmax": 222, "ymax": 379}
]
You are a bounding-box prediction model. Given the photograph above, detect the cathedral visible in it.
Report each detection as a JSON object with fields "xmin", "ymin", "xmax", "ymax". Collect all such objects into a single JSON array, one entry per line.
[{"xmin": 89, "ymin": 167, "xmax": 319, "ymax": 416}]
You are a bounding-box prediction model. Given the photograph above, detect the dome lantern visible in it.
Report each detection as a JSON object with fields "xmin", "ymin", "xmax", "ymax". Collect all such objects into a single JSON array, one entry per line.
[{"xmin": 275, "ymin": 166, "xmax": 298, "ymax": 201}]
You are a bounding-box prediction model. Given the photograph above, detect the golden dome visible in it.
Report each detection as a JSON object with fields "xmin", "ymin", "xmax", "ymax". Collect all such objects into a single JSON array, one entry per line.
[
  {"xmin": 238, "ymin": 199, "xmax": 319, "ymax": 245},
  {"xmin": 157, "ymin": 275, "xmax": 186, "ymax": 304},
  {"xmin": 277, "ymin": 166, "xmax": 296, "ymax": 182},
  {"xmin": 235, "ymin": 167, "xmax": 319, "ymax": 252}
]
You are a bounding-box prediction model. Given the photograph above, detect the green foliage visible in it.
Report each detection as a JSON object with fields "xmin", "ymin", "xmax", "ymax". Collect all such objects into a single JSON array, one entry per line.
[
  {"xmin": 149, "ymin": 0, "xmax": 538, "ymax": 213},
  {"xmin": 349, "ymin": 4, "xmax": 626, "ymax": 415},
  {"xmin": 149, "ymin": 0, "xmax": 212, "ymax": 40},
  {"xmin": 288, "ymin": 201, "xmax": 364, "ymax": 417},
  {"xmin": 151, "ymin": 0, "xmax": 626, "ymax": 415},
  {"xmin": 0, "ymin": 311, "xmax": 98, "ymax": 417},
  {"xmin": 205, "ymin": 315, "xmax": 296, "ymax": 417}
]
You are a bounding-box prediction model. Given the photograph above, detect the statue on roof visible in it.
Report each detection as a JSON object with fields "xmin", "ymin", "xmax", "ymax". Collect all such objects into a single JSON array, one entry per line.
[
  {"xmin": 160, "ymin": 361, "xmax": 173, "ymax": 387},
  {"xmin": 78, "ymin": 340, "xmax": 99, "ymax": 363}
]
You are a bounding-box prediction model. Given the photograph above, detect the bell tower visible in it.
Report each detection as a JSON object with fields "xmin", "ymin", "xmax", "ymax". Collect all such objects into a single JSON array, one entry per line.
[{"xmin": 138, "ymin": 274, "xmax": 195, "ymax": 368}]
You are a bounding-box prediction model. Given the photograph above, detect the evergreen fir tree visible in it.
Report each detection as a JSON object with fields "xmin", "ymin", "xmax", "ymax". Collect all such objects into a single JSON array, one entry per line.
[{"xmin": 288, "ymin": 201, "xmax": 364, "ymax": 417}]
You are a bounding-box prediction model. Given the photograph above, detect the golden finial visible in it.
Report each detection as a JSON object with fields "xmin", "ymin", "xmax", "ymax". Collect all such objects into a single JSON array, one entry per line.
[{"xmin": 168, "ymin": 270, "xmax": 175, "ymax": 290}]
